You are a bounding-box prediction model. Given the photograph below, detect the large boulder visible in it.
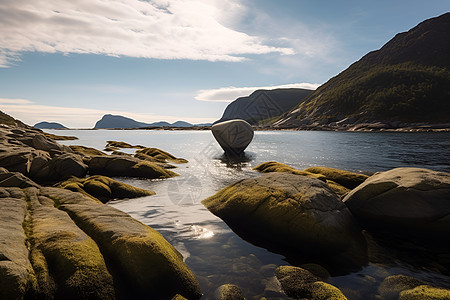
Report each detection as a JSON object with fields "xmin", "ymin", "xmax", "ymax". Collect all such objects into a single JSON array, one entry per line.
[
  {"xmin": 343, "ymin": 167, "xmax": 450, "ymax": 240},
  {"xmin": 0, "ymin": 186, "xmax": 202, "ymax": 299},
  {"xmin": 211, "ymin": 119, "xmax": 254, "ymax": 156},
  {"xmin": 0, "ymin": 168, "xmax": 39, "ymax": 188},
  {"xmin": 202, "ymin": 173, "xmax": 367, "ymax": 271},
  {"xmin": 399, "ymin": 285, "xmax": 450, "ymax": 300},
  {"xmin": 88, "ymin": 155, "xmax": 178, "ymax": 179},
  {"xmin": 40, "ymin": 187, "xmax": 202, "ymax": 299}
]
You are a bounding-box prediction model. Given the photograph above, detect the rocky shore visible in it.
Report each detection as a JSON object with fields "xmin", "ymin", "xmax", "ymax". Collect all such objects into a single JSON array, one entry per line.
[
  {"xmin": 0, "ymin": 121, "xmax": 201, "ymax": 299},
  {"xmin": 1, "ymin": 114, "xmax": 450, "ymax": 299}
]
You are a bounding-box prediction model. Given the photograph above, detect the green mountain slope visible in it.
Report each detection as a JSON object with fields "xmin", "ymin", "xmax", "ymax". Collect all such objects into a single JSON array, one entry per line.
[{"xmin": 275, "ymin": 12, "xmax": 450, "ymax": 128}]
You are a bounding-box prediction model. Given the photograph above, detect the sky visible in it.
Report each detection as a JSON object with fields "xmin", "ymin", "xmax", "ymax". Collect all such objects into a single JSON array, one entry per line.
[{"xmin": 0, "ymin": 0, "xmax": 448, "ymax": 128}]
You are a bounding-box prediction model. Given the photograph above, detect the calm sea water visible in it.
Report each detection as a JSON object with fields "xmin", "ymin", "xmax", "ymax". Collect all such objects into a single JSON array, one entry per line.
[{"xmin": 50, "ymin": 129, "xmax": 450, "ymax": 299}]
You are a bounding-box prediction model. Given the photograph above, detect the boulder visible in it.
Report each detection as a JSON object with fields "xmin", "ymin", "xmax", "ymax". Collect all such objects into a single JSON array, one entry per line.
[
  {"xmin": 0, "ymin": 168, "xmax": 39, "ymax": 188},
  {"xmin": 0, "ymin": 186, "xmax": 202, "ymax": 299},
  {"xmin": 378, "ymin": 275, "xmax": 425, "ymax": 300},
  {"xmin": 202, "ymin": 173, "xmax": 367, "ymax": 271},
  {"xmin": 343, "ymin": 167, "xmax": 450, "ymax": 239},
  {"xmin": 399, "ymin": 285, "xmax": 450, "ymax": 300},
  {"xmin": 40, "ymin": 187, "xmax": 202, "ymax": 299},
  {"xmin": 106, "ymin": 140, "xmax": 144, "ymax": 149},
  {"xmin": 135, "ymin": 147, "xmax": 188, "ymax": 164},
  {"xmin": 58, "ymin": 175, "xmax": 155, "ymax": 203},
  {"xmin": 304, "ymin": 166, "xmax": 369, "ymax": 189},
  {"xmin": 47, "ymin": 153, "xmax": 88, "ymax": 180},
  {"xmin": 211, "ymin": 119, "xmax": 254, "ymax": 156},
  {"xmin": 88, "ymin": 155, "xmax": 177, "ymax": 179},
  {"xmin": 275, "ymin": 266, "xmax": 347, "ymax": 299},
  {"xmin": 215, "ymin": 284, "xmax": 245, "ymax": 300},
  {"xmin": 26, "ymin": 188, "xmax": 115, "ymax": 298}
]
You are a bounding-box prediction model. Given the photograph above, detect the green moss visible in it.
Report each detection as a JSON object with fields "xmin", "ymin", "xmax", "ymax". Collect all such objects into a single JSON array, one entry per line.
[
  {"xmin": 253, "ymin": 162, "xmax": 356, "ymax": 196},
  {"xmin": 135, "ymin": 148, "xmax": 188, "ymax": 164},
  {"xmin": 308, "ymin": 281, "xmax": 348, "ymax": 300},
  {"xmin": 253, "ymin": 161, "xmax": 326, "ymax": 181},
  {"xmin": 305, "ymin": 167, "xmax": 368, "ymax": 189},
  {"xmin": 69, "ymin": 145, "xmax": 106, "ymax": 156},
  {"xmin": 42, "ymin": 187, "xmax": 202, "ymax": 299},
  {"xmin": 58, "ymin": 175, "xmax": 155, "ymax": 203},
  {"xmin": 399, "ymin": 285, "xmax": 450, "ymax": 300},
  {"xmin": 106, "ymin": 141, "xmax": 145, "ymax": 149}
]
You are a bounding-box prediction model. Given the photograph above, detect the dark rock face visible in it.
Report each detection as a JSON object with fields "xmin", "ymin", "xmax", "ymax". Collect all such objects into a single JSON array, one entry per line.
[
  {"xmin": 217, "ymin": 88, "xmax": 313, "ymax": 125},
  {"xmin": 211, "ymin": 119, "xmax": 254, "ymax": 156},
  {"xmin": 343, "ymin": 167, "xmax": 450, "ymax": 240},
  {"xmin": 275, "ymin": 13, "xmax": 450, "ymax": 128},
  {"xmin": 33, "ymin": 121, "xmax": 67, "ymax": 129},
  {"xmin": 202, "ymin": 173, "xmax": 367, "ymax": 271}
]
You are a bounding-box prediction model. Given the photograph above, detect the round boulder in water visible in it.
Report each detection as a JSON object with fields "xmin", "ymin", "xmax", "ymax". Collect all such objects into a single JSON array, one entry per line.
[{"xmin": 211, "ymin": 119, "xmax": 254, "ymax": 156}]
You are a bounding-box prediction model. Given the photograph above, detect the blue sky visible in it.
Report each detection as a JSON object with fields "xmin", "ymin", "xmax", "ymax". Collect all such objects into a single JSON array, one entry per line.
[{"xmin": 0, "ymin": 0, "xmax": 448, "ymax": 128}]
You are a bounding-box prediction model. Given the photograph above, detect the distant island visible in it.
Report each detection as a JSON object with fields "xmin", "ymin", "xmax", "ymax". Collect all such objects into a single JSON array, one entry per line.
[
  {"xmin": 34, "ymin": 121, "xmax": 68, "ymax": 129},
  {"xmin": 272, "ymin": 12, "xmax": 450, "ymax": 131},
  {"xmin": 94, "ymin": 114, "xmax": 211, "ymax": 129}
]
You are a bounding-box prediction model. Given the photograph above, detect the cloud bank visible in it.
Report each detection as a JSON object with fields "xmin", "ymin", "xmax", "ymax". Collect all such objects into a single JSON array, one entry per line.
[
  {"xmin": 0, "ymin": 0, "xmax": 294, "ymax": 67},
  {"xmin": 1, "ymin": 98, "xmax": 214, "ymax": 128},
  {"xmin": 195, "ymin": 83, "xmax": 320, "ymax": 102}
]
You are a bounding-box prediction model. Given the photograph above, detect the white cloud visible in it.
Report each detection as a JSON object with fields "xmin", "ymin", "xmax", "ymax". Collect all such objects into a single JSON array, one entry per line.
[
  {"xmin": 195, "ymin": 83, "xmax": 320, "ymax": 102},
  {"xmin": 0, "ymin": 0, "xmax": 294, "ymax": 67},
  {"xmin": 1, "ymin": 98, "xmax": 214, "ymax": 128},
  {"xmin": 0, "ymin": 98, "xmax": 33, "ymax": 104}
]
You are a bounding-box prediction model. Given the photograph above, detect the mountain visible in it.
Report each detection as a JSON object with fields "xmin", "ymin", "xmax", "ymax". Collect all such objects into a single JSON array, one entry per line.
[
  {"xmin": 275, "ymin": 13, "xmax": 450, "ymax": 128},
  {"xmin": 34, "ymin": 121, "xmax": 67, "ymax": 129},
  {"xmin": 93, "ymin": 114, "xmax": 195, "ymax": 129},
  {"xmin": 216, "ymin": 88, "xmax": 313, "ymax": 125}
]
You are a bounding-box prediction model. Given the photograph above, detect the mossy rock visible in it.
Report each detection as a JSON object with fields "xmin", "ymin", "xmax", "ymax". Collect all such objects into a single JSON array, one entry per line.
[
  {"xmin": 305, "ymin": 166, "xmax": 369, "ymax": 189},
  {"xmin": 88, "ymin": 155, "xmax": 178, "ymax": 179},
  {"xmin": 25, "ymin": 187, "xmax": 115, "ymax": 299},
  {"xmin": 378, "ymin": 274, "xmax": 425, "ymax": 300},
  {"xmin": 300, "ymin": 263, "xmax": 331, "ymax": 281},
  {"xmin": 106, "ymin": 141, "xmax": 145, "ymax": 149},
  {"xmin": 202, "ymin": 173, "xmax": 367, "ymax": 271},
  {"xmin": 58, "ymin": 175, "xmax": 155, "ymax": 203},
  {"xmin": 253, "ymin": 161, "xmax": 326, "ymax": 180},
  {"xmin": 40, "ymin": 187, "xmax": 202, "ymax": 299},
  {"xmin": 275, "ymin": 266, "xmax": 347, "ymax": 299},
  {"xmin": 253, "ymin": 162, "xmax": 352, "ymax": 197},
  {"xmin": 69, "ymin": 145, "xmax": 107, "ymax": 157},
  {"xmin": 399, "ymin": 285, "xmax": 450, "ymax": 300},
  {"xmin": 0, "ymin": 192, "xmax": 36, "ymax": 299},
  {"xmin": 215, "ymin": 284, "xmax": 245, "ymax": 300},
  {"xmin": 135, "ymin": 147, "xmax": 188, "ymax": 164}
]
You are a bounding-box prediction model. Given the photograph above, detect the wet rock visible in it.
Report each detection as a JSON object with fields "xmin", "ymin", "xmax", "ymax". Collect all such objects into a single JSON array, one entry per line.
[
  {"xmin": 399, "ymin": 285, "xmax": 450, "ymax": 300},
  {"xmin": 58, "ymin": 175, "xmax": 155, "ymax": 203},
  {"xmin": 211, "ymin": 119, "xmax": 254, "ymax": 156},
  {"xmin": 202, "ymin": 173, "xmax": 367, "ymax": 271},
  {"xmin": 343, "ymin": 167, "xmax": 450, "ymax": 240},
  {"xmin": 378, "ymin": 275, "xmax": 425, "ymax": 300},
  {"xmin": 275, "ymin": 266, "xmax": 347, "ymax": 299},
  {"xmin": 300, "ymin": 263, "xmax": 331, "ymax": 281},
  {"xmin": 88, "ymin": 155, "xmax": 178, "ymax": 179},
  {"xmin": 215, "ymin": 284, "xmax": 245, "ymax": 300},
  {"xmin": 135, "ymin": 147, "xmax": 188, "ymax": 164},
  {"xmin": 106, "ymin": 140, "xmax": 145, "ymax": 149},
  {"xmin": 69, "ymin": 145, "xmax": 107, "ymax": 157}
]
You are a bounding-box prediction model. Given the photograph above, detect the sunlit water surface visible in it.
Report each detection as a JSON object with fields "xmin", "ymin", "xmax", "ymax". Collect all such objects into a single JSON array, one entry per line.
[{"xmin": 50, "ymin": 129, "xmax": 450, "ymax": 299}]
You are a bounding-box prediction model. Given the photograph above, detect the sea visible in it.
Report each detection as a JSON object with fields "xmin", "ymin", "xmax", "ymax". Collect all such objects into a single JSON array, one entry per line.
[{"xmin": 49, "ymin": 129, "xmax": 450, "ymax": 299}]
